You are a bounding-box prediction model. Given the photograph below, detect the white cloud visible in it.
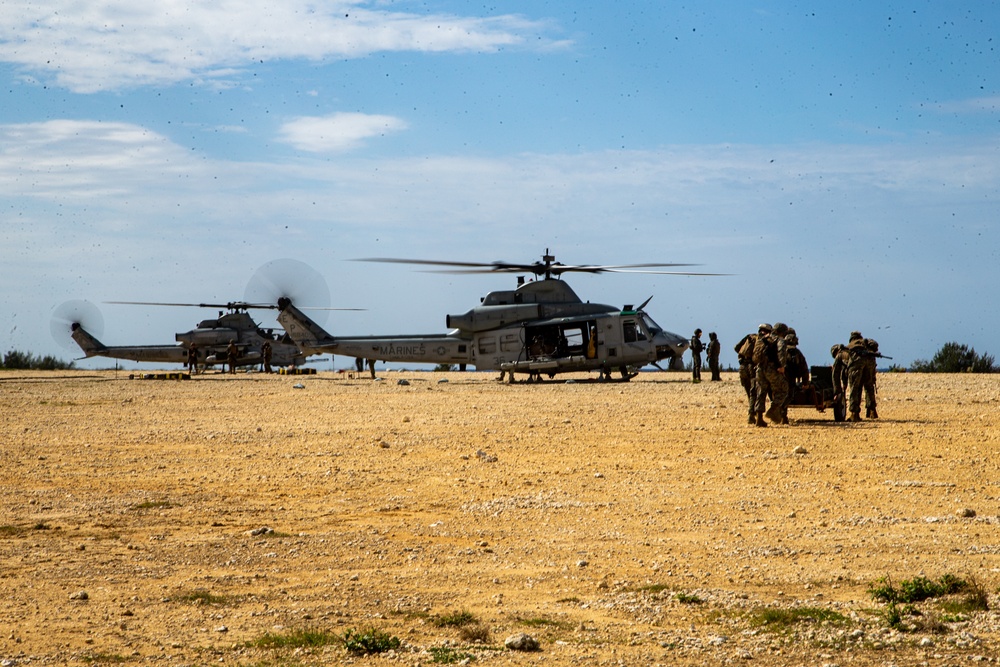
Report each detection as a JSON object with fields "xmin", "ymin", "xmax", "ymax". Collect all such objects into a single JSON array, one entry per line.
[
  {"xmin": 932, "ymin": 96, "xmax": 1000, "ymax": 115},
  {"xmin": 0, "ymin": 1, "xmax": 559, "ymax": 93},
  {"xmin": 277, "ymin": 112, "xmax": 408, "ymax": 152}
]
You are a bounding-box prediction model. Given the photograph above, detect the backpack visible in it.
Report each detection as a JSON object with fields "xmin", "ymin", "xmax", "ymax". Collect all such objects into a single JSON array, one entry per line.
[{"xmin": 752, "ymin": 334, "xmax": 768, "ymax": 366}]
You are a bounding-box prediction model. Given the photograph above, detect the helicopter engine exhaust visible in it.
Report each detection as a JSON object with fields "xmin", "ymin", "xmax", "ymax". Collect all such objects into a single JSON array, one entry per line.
[{"xmin": 446, "ymin": 304, "xmax": 541, "ymax": 333}]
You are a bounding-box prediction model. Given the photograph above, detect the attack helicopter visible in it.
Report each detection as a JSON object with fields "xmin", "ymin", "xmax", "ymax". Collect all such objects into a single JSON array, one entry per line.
[
  {"xmin": 276, "ymin": 251, "xmax": 720, "ymax": 382},
  {"xmin": 53, "ymin": 259, "xmax": 355, "ymax": 371},
  {"xmin": 54, "ymin": 299, "xmax": 307, "ymax": 370}
]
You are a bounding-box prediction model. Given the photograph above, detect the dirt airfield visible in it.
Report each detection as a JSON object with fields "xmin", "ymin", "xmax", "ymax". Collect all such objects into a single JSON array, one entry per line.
[{"xmin": 2, "ymin": 368, "xmax": 1000, "ymax": 666}]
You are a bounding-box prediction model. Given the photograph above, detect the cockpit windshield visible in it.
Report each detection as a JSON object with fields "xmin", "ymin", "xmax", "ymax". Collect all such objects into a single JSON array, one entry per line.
[{"xmin": 641, "ymin": 313, "xmax": 663, "ymax": 337}]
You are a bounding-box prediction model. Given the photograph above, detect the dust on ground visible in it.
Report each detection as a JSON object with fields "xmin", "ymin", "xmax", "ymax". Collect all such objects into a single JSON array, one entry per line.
[{"xmin": 2, "ymin": 369, "xmax": 999, "ymax": 666}]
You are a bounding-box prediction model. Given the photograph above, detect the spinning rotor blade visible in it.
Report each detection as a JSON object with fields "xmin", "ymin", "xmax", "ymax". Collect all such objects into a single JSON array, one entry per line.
[
  {"xmin": 51, "ymin": 300, "xmax": 104, "ymax": 349},
  {"xmin": 355, "ymin": 251, "xmax": 724, "ymax": 279},
  {"xmin": 245, "ymin": 259, "xmax": 333, "ymax": 325},
  {"xmin": 105, "ymin": 300, "xmax": 276, "ymax": 310}
]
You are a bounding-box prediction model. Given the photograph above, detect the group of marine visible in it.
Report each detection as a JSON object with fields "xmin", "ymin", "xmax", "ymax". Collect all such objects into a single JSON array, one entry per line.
[{"xmin": 689, "ymin": 325, "xmax": 883, "ymax": 427}]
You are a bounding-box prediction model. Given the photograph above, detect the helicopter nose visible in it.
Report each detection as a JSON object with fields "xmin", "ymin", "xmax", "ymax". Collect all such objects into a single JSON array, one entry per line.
[{"xmin": 654, "ymin": 332, "xmax": 688, "ymax": 361}]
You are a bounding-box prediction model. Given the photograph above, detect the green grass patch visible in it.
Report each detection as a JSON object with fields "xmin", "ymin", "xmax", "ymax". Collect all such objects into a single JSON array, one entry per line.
[
  {"xmin": 250, "ymin": 628, "xmax": 341, "ymax": 649},
  {"xmin": 340, "ymin": 627, "xmax": 401, "ymax": 655},
  {"xmin": 869, "ymin": 574, "xmax": 967, "ymax": 604},
  {"xmin": 430, "ymin": 646, "xmax": 477, "ymax": 664},
  {"xmin": 676, "ymin": 592, "xmax": 703, "ymax": 604},
  {"xmin": 749, "ymin": 606, "xmax": 850, "ymax": 630},
  {"xmin": 433, "ymin": 609, "xmax": 478, "ymax": 628}
]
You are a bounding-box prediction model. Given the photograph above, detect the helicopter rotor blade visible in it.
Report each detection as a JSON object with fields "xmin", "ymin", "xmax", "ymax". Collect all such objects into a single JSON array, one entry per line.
[
  {"xmin": 245, "ymin": 259, "xmax": 333, "ymax": 326},
  {"xmin": 51, "ymin": 300, "xmax": 104, "ymax": 349},
  {"xmin": 353, "ymin": 253, "xmax": 724, "ymax": 278}
]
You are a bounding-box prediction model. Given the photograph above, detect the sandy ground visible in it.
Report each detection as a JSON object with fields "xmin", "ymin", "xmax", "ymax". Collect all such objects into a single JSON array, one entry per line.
[{"xmin": 2, "ymin": 368, "xmax": 1000, "ymax": 666}]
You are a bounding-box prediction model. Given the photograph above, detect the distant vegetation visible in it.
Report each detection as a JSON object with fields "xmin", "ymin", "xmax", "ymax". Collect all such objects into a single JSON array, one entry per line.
[
  {"xmin": 2, "ymin": 350, "xmax": 75, "ymax": 370},
  {"xmin": 910, "ymin": 342, "xmax": 996, "ymax": 373}
]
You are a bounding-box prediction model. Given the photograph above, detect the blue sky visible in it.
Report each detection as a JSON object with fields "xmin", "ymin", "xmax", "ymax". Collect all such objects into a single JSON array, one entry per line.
[{"xmin": 2, "ymin": 1, "xmax": 998, "ymax": 370}]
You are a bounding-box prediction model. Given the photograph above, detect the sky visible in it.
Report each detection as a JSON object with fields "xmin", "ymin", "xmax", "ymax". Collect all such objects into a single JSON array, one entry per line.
[{"xmin": 2, "ymin": 0, "xmax": 999, "ymax": 371}]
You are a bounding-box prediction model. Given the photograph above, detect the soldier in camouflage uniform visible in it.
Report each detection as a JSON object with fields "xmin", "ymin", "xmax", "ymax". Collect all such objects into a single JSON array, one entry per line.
[
  {"xmin": 735, "ymin": 331, "xmax": 758, "ymax": 424},
  {"xmin": 831, "ymin": 343, "xmax": 850, "ymax": 418},
  {"xmin": 781, "ymin": 332, "xmax": 809, "ymax": 422},
  {"xmin": 863, "ymin": 338, "xmax": 879, "ymax": 418},
  {"xmin": 707, "ymin": 332, "xmax": 721, "ymax": 381},
  {"xmin": 846, "ymin": 331, "xmax": 866, "ymax": 422},
  {"xmin": 753, "ymin": 322, "xmax": 789, "ymax": 427},
  {"xmin": 690, "ymin": 328, "xmax": 704, "ymax": 383}
]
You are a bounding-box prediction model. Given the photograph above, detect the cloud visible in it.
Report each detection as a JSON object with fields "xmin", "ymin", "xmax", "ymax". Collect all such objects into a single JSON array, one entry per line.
[
  {"xmin": 277, "ymin": 112, "xmax": 409, "ymax": 153},
  {"xmin": 932, "ymin": 96, "xmax": 1000, "ymax": 115},
  {"xmin": 0, "ymin": 1, "xmax": 559, "ymax": 93}
]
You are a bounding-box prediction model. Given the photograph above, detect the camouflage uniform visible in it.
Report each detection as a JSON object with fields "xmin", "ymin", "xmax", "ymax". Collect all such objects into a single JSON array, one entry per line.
[
  {"xmin": 846, "ymin": 331, "xmax": 866, "ymax": 421},
  {"xmin": 707, "ymin": 332, "xmax": 721, "ymax": 381},
  {"xmin": 690, "ymin": 329, "xmax": 703, "ymax": 382},
  {"xmin": 781, "ymin": 333, "xmax": 809, "ymax": 421},
  {"xmin": 753, "ymin": 323, "xmax": 788, "ymax": 426},
  {"xmin": 735, "ymin": 332, "xmax": 757, "ymax": 424},
  {"xmin": 830, "ymin": 344, "xmax": 850, "ymax": 417},
  {"xmin": 863, "ymin": 339, "xmax": 879, "ymax": 418}
]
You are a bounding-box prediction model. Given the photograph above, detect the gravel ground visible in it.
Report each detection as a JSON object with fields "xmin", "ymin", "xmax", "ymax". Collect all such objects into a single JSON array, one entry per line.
[{"xmin": 2, "ymin": 369, "xmax": 999, "ymax": 666}]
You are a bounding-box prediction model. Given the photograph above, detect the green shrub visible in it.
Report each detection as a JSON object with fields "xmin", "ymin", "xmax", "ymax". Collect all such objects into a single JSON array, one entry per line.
[{"xmin": 340, "ymin": 627, "xmax": 401, "ymax": 655}]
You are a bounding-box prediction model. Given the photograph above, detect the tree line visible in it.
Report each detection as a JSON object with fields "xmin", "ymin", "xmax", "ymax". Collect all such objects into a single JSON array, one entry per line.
[{"xmin": 1, "ymin": 350, "xmax": 76, "ymax": 370}]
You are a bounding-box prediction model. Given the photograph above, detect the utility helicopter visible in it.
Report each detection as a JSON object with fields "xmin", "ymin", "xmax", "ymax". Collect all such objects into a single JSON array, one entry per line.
[
  {"xmin": 53, "ymin": 299, "xmax": 307, "ymax": 370},
  {"xmin": 276, "ymin": 251, "xmax": 720, "ymax": 382}
]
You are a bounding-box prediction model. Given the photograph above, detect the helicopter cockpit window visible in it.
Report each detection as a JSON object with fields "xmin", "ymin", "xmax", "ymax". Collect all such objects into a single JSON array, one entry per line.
[
  {"xmin": 641, "ymin": 314, "xmax": 663, "ymax": 337},
  {"xmin": 623, "ymin": 320, "xmax": 638, "ymax": 343},
  {"xmin": 622, "ymin": 320, "xmax": 648, "ymax": 343}
]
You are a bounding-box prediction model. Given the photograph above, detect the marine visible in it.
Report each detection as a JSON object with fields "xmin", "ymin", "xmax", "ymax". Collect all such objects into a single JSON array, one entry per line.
[
  {"xmin": 707, "ymin": 332, "xmax": 721, "ymax": 381},
  {"xmin": 863, "ymin": 338, "xmax": 879, "ymax": 419},
  {"xmin": 752, "ymin": 322, "xmax": 788, "ymax": 427},
  {"xmin": 830, "ymin": 343, "xmax": 850, "ymax": 418},
  {"xmin": 734, "ymin": 331, "xmax": 758, "ymax": 424},
  {"xmin": 846, "ymin": 331, "xmax": 866, "ymax": 422},
  {"xmin": 781, "ymin": 331, "xmax": 810, "ymax": 421},
  {"xmin": 690, "ymin": 328, "xmax": 704, "ymax": 383}
]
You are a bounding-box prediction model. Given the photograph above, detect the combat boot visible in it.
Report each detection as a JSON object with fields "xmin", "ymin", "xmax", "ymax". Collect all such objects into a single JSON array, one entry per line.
[
  {"xmin": 870, "ymin": 407, "xmax": 879, "ymax": 419},
  {"xmin": 747, "ymin": 412, "xmax": 755, "ymax": 425},
  {"xmin": 764, "ymin": 405, "xmax": 780, "ymax": 423},
  {"xmin": 849, "ymin": 412, "xmax": 862, "ymax": 422},
  {"xmin": 755, "ymin": 412, "xmax": 768, "ymax": 428}
]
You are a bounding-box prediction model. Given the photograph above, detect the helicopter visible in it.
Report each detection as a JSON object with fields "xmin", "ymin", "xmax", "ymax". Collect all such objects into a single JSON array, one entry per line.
[
  {"xmin": 53, "ymin": 259, "xmax": 358, "ymax": 371},
  {"xmin": 54, "ymin": 300, "xmax": 307, "ymax": 370},
  {"xmin": 276, "ymin": 251, "xmax": 719, "ymax": 382}
]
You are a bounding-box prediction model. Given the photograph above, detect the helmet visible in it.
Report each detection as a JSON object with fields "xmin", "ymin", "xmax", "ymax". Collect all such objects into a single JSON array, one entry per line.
[
  {"xmin": 773, "ymin": 322, "xmax": 789, "ymax": 336},
  {"xmin": 830, "ymin": 344, "xmax": 840, "ymax": 359},
  {"xmin": 785, "ymin": 333, "xmax": 798, "ymax": 345},
  {"xmin": 758, "ymin": 323, "xmax": 772, "ymax": 333},
  {"xmin": 849, "ymin": 331, "xmax": 863, "ymax": 341}
]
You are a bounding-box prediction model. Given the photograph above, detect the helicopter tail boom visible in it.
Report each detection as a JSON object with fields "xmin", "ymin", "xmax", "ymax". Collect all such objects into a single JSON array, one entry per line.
[
  {"xmin": 276, "ymin": 297, "xmax": 336, "ymax": 355},
  {"xmin": 70, "ymin": 323, "xmax": 109, "ymax": 357}
]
